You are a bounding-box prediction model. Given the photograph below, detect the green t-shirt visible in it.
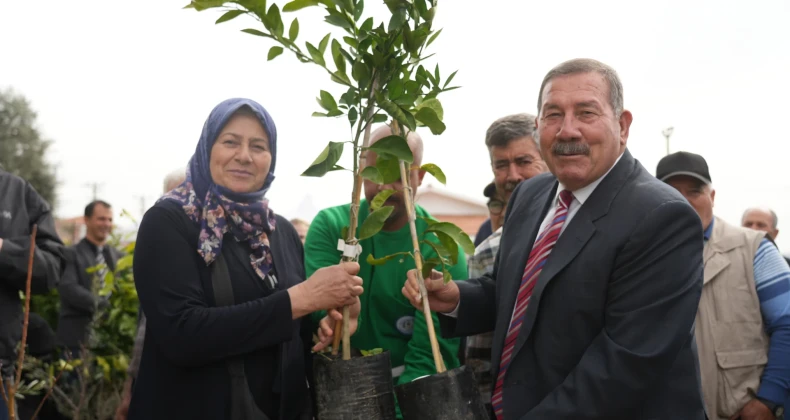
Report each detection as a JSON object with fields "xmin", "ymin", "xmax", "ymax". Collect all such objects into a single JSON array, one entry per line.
[{"xmin": 304, "ymin": 199, "xmax": 467, "ymax": 389}]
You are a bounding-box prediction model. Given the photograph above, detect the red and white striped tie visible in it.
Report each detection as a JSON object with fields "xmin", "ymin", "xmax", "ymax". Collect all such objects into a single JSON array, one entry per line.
[{"xmin": 491, "ymin": 189, "xmax": 574, "ymax": 420}]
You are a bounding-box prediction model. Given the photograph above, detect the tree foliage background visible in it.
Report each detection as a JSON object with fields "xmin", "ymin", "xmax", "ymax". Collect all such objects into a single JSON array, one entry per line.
[{"xmin": 0, "ymin": 88, "xmax": 58, "ymax": 209}]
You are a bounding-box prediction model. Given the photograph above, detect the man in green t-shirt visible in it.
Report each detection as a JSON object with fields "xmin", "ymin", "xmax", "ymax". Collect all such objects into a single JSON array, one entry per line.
[{"xmin": 305, "ymin": 125, "xmax": 468, "ymax": 417}]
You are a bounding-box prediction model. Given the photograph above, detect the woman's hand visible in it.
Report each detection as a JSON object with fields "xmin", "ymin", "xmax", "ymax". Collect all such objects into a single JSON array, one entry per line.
[
  {"xmin": 312, "ymin": 296, "xmax": 361, "ymax": 352},
  {"xmin": 289, "ymin": 262, "xmax": 363, "ymax": 319}
]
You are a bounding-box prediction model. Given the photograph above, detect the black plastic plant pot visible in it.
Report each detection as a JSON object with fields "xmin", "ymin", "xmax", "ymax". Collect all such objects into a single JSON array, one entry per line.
[
  {"xmin": 313, "ymin": 350, "xmax": 397, "ymax": 420},
  {"xmin": 394, "ymin": 365, "xmax": 488, "ymax": 420}
]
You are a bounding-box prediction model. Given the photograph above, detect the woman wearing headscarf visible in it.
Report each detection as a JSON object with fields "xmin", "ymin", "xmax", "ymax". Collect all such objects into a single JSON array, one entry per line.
[{"xmin": 128, "ymin": 98, "xmax": 362, "ymax": 419}]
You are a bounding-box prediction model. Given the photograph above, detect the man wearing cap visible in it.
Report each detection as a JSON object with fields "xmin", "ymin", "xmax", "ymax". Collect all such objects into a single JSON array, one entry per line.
[
  {"xmin": 473, "ymin": 113, "xmax": 548, "ymax": 247},
  {"xmin": 658, "ymin": 151, "xmax": 790, "ymax": 420}
]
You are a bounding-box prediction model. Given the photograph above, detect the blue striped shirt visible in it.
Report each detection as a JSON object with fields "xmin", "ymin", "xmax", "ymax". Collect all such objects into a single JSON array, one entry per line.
[{"xmin": 704, "ymin": 220, "xmax": 790, "ymax": 405}]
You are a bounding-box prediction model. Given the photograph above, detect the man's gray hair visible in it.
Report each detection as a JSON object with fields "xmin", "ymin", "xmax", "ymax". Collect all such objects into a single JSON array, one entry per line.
[
  {"xmin": 537, "ymin": 58, "xmax": 624, "ymax": 117},
  {"xmin": 742, "ymin": 207, "xmax": 779, "ymax": 230},
  {"xmin": 485, "ymin": 113, "xmax": 538, "ymax": 148},
  {"xmin": 163, "ymin": 167, "xmax": 186, "ymax": 193}
]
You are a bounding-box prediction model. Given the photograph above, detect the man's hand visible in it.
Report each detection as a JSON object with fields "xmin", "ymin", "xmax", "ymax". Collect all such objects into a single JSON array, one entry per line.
[
  {"xmin": 729, "ymin": 399, "xmax": 777, "ymax": 420},
  {"xmin": 401, "ymin": 268, "xmax": 460, "ymax": 314},
  {"xmin": 312, "ymin": 296, "xmax": 361, "ymax": 352}
]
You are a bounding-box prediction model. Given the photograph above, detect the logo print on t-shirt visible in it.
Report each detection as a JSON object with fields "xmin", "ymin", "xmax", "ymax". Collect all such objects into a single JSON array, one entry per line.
[{"xmin": 396, "ymin": 315, "xmax": 414, "ymax": 335}]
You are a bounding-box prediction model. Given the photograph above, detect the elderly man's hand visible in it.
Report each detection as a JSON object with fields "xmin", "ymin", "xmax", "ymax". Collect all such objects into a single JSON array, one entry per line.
[
  {"xmin": 312, "ymin": 296, "xmax": 361, "ymax": 352},
  {"xmin": 729, "ymin": 399, "xmax": 777, "ymax": 420}
]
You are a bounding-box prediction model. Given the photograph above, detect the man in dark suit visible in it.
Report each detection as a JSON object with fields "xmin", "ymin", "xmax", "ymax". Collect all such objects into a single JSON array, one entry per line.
[
  {"xmin": 403, "ymin": 58, "xmax": 707, "ymax": 419},
  {"xmin": 56, "ymin": 200, "xmax": 121, "ymax": 356}
]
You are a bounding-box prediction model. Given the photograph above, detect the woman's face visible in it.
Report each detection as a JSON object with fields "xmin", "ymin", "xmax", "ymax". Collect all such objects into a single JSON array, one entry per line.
[{"xmin": 209, "ymin": 112, "xmax": 271, "ymax": 194}]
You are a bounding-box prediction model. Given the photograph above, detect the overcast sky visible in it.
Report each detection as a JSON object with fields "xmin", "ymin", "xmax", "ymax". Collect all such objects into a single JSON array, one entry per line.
[{"xmin": 1, "ymin": 0, "xmax": 789, "ymax": 253}]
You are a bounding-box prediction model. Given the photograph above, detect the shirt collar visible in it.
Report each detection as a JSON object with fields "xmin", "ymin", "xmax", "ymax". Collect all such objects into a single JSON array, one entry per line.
[
  {"xmin": 554, "ymin": 152, "xmax": 624, "ymax": 205},
  {"xmin": 704, "ymin": 218, "xmax": 714, "ymax": 241}
]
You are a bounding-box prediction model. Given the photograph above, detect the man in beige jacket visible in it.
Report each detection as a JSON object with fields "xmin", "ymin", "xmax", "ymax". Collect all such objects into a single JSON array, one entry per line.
[{"xmin": 658, "ymin": 151, "xmax": 790, "ymax": 420}]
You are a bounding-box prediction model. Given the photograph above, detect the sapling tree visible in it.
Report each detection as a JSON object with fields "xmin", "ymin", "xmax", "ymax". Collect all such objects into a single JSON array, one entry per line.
[{"xmin": 185, "ymin": 0, "xmax": 468, "ymax": 366}]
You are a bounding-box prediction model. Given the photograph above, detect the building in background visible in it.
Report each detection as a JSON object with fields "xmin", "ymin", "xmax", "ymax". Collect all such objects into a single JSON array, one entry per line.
[
  {"xmin": 415, "ymin": 183, "xmax": 488, "ymax": 242},
  {"xmin": 55, "ymin": 216, "xmax": 86, "ymax": 245}
]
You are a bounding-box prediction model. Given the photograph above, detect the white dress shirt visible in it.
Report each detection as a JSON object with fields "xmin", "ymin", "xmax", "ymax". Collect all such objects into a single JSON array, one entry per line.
[{"xmin": 443, "ymin": 152, "xmax": 624, "ymax": 318}]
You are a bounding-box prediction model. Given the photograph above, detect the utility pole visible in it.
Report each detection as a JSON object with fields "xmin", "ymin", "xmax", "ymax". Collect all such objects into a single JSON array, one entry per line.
[
  {"xmin": 133, "ymin": 195, "xmax": 147, "ymax": 218},
  {"xmin": 662, "ymin": 127, "xmax": 674, "ymax": 156},
  {"xmin": 84, "ymin": 182, "xmax": 103, "ymax": 201}
]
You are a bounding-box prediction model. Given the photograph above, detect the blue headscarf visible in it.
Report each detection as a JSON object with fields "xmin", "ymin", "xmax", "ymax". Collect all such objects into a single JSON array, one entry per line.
[{"xmin": 160, "ymin": 98, "xmax": 278, "ymax": 280}]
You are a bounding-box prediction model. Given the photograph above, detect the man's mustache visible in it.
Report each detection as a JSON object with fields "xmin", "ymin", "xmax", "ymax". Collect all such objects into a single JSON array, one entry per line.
[{"xmin": 552, "ymin": 142, "xmax": 590, "ymax": 156}]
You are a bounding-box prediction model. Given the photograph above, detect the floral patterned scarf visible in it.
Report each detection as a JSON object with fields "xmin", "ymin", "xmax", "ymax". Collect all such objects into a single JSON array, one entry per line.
[{"xmin": 159, "ymin": 98, "xmax": 278, "ymax": 281}]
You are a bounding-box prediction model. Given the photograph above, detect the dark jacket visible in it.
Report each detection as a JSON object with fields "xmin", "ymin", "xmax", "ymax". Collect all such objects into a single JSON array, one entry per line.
[
  {"xmin": 56, "ymin": 238, "xmax": 121, "ymax": 350},
  {"xmin": 440, "ymin": 149, "xmax": 707, "ymax": 419},
  {"xmin": 129, "ymin": 200, "xmax": 314, "ymax": 420},
  {"xmin": 0, "ymin": 170, "xmax": 65, "ymax": 374}
]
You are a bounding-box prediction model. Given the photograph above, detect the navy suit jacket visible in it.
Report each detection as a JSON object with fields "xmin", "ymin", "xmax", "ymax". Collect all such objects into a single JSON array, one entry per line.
[{"xmin": 441, "ymin": 149, "xmax": 707, "ymax": 419}]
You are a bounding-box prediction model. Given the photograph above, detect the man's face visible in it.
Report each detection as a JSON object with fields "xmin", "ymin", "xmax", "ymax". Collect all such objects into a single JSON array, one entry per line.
[
  {"xmin": 742, "ymin": 209, "xmax": 779, "ymax": 240},
  {"xmin": 489, "ymin": 137, "xmax": 547, "ymax": 203},
  {"xmin": 294, "ymin": 223, "xmax": 309, "ymax": 244},
  {"xmin": 665, "ymin": 176, "xmax": 715, "ymax": 229},
  {"xmin": 85, "ymin": 204, "xmax": 113, "ymax": 243},
  {"xmin": 536, "ymin": 72, "xmax": 632, "ymax": 191}
]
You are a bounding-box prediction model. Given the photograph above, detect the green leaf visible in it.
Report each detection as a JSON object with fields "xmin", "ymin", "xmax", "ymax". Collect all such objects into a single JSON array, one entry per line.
[
  {"xmin": 375, "ymin": 154, "xmax": 401, "ymax": 184},
  {"xmin": 370, "ymin": 189, "xmax": 395, "ymax": 210},
  {"xmin": 416, "ymin": 98, "xmax": 443, "ymax": 120},
  {"xmin": 317, "ymin": 90, "xmax": 338, "ymax": 111},
  {"xmin": 420, "ymin": 163, "xmax": 446, "ymax": 184},
  {"xmin": 434, "ymin": 231, "xmax": 459, "ymax": 265},
  {"xmin": 351, "ymin": 60, "xmax": 370, "ymax": 85},
  {"xmin": 367, "ymin": 135, "xmax": 413, "ymax": 162},
  {"xmin": 443, "ymin": 70, "xmax": 458, "ymax": 88},
  {"xmin": 422, "ymin": 239, "xmax": 451, "ymax": 262},
  {"xmin": 305, "ymin": 42, "xmax": 325, "ymax": 66},
  {"xmin": 415, "ymin": 107, "xmax": 446, "ymax": 135},
  {"xmin": 215, "ymin": 9, "xmax": 245, "ymax": 24},
  {"xmin": 388, "ymin": 78, "xmax": 404, "ymax": 100},
  {"xmin": 331, "ymin": 39, "xmax": 346, "ymax": 74},
  {"xmin": 354, "ymin": 0, "xmax": 364, "ymax": 21},
  {"xmin": 282, "ymin": 0, "xmax": 320, "ymax": 12},
  {"xmin": 358, "ymin": 206, "xmax": 394, "ymax": 240},
  {"xmin": 99, "ymin": 271, "xmax": 115, "ymax": 296},
  {"xmin": 366, "ymin": 251, "xmax": 410, "ymax": 266},
  {"xmin": 331, "ymin": 71, "xmax": 351, "ymax": 86},
  {"xmin": 414, "ymin": 0, "xmax": 428, "ymax": 16},
  {"xmin": 442, "ymin": 267, "xmax": 453, "ymax": 283},
  {"xmin": 360, "ymin": 166, "xmax": 383, "ymax": 184},
  {"xmin": 422, "ymin": 257, "xmax": 442, "ymax": 280},
  {"xmin": 388, "ymin": 8, "xmax": 408, "ymax": 32},
  {"xmin": 434, "ymin": 64, "xmax": 440, "ymax": 85},
  {"xmin": 267, "ymin": 46, "xmax": 284, "ymax": 60},
  {"xmin": 373, "ymin": 114, "xmax": 388, "ymax": 123},
  {"xmin": 288, "ymin": 18, "xmax": 299, "ymax": 40},
  {"xmin": 360, "ymin": 17, "xmax": 374, "ymax": 33},
  {"xmin": 348, "ymin": 107, "xmax": 358, "ymax": 127},
  {"xmin": 302, "ymin": 141, "xmax": 344, "ymax": 177},
  {"xmin": 185, "ymin": 0, "xmax": 227, "ymax": 11},
  {"xmin": 319, "ymin": 33, "xmax": 331, "ymax": 54},
  {"xmin": 418, "ymin": 215, "xmax": 438, "ymax": 226},
  {"xmin": 426, "ymin": 28, "xmax": 442, "ymax": 46},
  {"xmin": 267, "ymin": 4, "xmax": 284, "ymax": 37},
  {"xmin": 340, "ymin": 225, "xmax": 349, "ymax": 240},
  {"xmin": 241, "ymin": 28, "xmax": 268, "ymax": 37},
  {"xmin": 360, "ymin": 347, "xmax": 385, "ymax": 356},
  {"xmin": 325, "ymin": 12, "xmax": 352, "ymax": 29},
  {"xmin": 115, "ymin": 255, "xmax": 134, "ymax": 272},
  {"xmin": 426, "ymin": 222, "xmax": 475, "ymax": 255}
]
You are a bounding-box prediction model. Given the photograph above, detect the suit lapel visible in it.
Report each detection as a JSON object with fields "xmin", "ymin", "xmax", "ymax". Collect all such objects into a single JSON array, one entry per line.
[
  {"xmin": 76, "ymin": 241, "xmax": 93, "ymax": 288},
  {"xmin": 496, "ymin": 183, "xmax": 555, "ymax": 338},
  {"xmin": 510, "ymin": 149, "xmax": 637, "ymax": 359}
]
